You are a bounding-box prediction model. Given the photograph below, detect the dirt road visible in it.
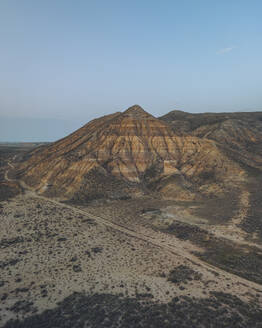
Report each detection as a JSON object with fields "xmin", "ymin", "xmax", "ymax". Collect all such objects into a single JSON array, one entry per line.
[{"xmin": 4, "ymin": 158, "xmax": 262, "ymax": 292}]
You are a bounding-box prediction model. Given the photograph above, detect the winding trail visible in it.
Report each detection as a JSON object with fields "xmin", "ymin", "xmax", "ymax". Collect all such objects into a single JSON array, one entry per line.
[
  {"xmin": 233, "ymin": 190, "xmax": 250, "ymax": 226},
  {"xmin": 4, "ymin": 160, "xmax": 15, "ymax": 182},
  {"xmin": 4, "ymin": 157, "xmax": 262, "ymax": 292}
]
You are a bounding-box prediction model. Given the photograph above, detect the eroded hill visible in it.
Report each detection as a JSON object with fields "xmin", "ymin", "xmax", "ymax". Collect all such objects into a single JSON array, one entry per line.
[
  {"xmin": 160, "ymin": 110, "xmax": 262, "ymax": 171},
  {"xmin": 17, "ymin": 105, "xmax": 250, "ymax": 203},
  {"xmin": 2, "ymin": 108, "xmax": 262, "ymax": 327}
]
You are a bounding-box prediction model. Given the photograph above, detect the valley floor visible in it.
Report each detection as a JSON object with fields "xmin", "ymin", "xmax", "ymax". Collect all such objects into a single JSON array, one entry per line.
[{"xmin": 1, "ymin": 150, "xmax": 262, "ymax": 327}]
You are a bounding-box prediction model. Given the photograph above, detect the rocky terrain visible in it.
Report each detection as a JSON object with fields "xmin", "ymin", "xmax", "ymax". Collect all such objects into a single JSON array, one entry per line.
[
  {"xmin": 18, "ymin": 105, "xmax": 255, "ymax": 202},
  {"xmin": 160, "ymin": 110, "xmax": 262, "ymax": 171},
  {"xmin": 1, "ymin": 105, "xmax": 262, "ymax": 327}
]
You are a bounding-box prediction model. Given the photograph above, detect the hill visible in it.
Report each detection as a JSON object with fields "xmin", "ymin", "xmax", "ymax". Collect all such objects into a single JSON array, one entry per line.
[
  {"xmin": 3, "ymin": 106, "xmax": 262, "ymax": 327},
  {"xmin": 17, "ymin": 105, "xmax": 248, "ymax": 203}
]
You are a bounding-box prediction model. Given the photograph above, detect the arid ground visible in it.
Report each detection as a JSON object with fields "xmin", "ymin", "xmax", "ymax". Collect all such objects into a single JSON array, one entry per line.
[{"xmin": 1, "ymin": 144, "xmax": 262, "ymax": 327}]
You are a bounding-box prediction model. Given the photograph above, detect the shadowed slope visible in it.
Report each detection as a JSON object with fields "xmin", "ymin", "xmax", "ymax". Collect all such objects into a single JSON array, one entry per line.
[{"xmin": 160, "ymin": 110, "xmax": 262, "ymax": 170}]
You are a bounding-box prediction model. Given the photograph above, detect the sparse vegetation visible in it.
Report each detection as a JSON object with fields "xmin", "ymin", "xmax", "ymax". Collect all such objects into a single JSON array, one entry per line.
[
  {"xmin": 4, "ymin": 292, "xmax": 262, "ymax": 328},
  {"xmin": 1, "ymin": 110, "xmax": 262, "ymax": 328},
  {"xmin": 162, "ymin": 220, "xmax": 262, "ymax": 284},
  {"xmin": 168, "ymin": 265, "xmax": 202, "ymax": 284}
]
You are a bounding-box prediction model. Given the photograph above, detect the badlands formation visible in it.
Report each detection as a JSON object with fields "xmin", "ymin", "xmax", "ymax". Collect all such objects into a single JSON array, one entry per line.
[
  {"xmin": 1, "ymin": 105, "xmax": 262, "ymax": 327},
  {"xmin": 18, "ymin": 105, "xmax": 252, "ymax": 202}
]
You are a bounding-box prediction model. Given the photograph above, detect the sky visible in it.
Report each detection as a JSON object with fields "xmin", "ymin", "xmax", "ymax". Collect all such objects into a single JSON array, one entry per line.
[{"xmin": 0, "ymin": 0, "xmax": 262, "ymax": 141}]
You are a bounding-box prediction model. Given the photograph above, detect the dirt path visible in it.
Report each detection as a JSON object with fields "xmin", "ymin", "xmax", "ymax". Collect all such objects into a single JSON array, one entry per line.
[
  {"xmin": 4, "ymin": 158, "xmax": 262, "ymax": 292},
  {"xmin": 232, "ymin": 190, "xmax": 250, "ymax": 226},
  {"xmin": 4, "ymin": 161, "xmax": 15, "ymax": 182},
  {"xmin": 32, "ymin": 193, "xmax": 262, "ymax": 290},
  {"xmin": 207, "ymin": 189, "xmax": 261, "ymax": 249}
]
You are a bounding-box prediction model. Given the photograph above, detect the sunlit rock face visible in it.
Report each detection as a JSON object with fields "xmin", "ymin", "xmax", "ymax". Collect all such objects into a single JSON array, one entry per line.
[{"xmin": 18, "ymin": 105, "xmax": 245, "ymax": 200}]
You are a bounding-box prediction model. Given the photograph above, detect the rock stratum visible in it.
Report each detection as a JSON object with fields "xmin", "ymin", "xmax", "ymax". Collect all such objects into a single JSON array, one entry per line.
[{"xmin": 18, "ymin": 105, "xmax": 262, "ymax": 202}]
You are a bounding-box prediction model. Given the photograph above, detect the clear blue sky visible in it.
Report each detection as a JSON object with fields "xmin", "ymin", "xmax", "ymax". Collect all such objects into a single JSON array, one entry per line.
[{"xmin": 0, "ymin": 0, "xmax": 262, "ymax": 141}]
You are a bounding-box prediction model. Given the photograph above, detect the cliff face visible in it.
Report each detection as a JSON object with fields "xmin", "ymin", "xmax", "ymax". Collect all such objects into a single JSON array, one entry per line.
[{"xmin": 19, "ymin": 105, "xmax": 248, "ymax": 201}]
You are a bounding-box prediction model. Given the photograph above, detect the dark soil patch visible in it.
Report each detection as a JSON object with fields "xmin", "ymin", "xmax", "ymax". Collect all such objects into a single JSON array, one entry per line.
[
  {"xmin": 65, "ymin": 168, "xmax": 137, "ymax": 204},
  {"xmin": 196, "ymin": 245, "xmax": 262, "ymax": 285},
  {"xmin": 162, "ymin": 221, "xmax": 262, "ymax": 284},
  {"xmin": 0, "ymin": 258, "xmax": 20, "ymax": 270},
  {"xmin": 168, "ymin": 265, "xmax": 202, "ymax": 284},
  {"xmin": 191, "ymin": 191, "xmax": 239, "ymax": 225},
  {"xmin": 0, "ymin": 236, "xmax": 25, "ymax": 249},
  {"xmin": 10, "ymin": 300, "xmax": 37, "ymax": 314},
  {"xmin": 72, "ymin": 264, "xmax": 82, "ymax": 272},
  {"xmin": 0, "ymin": 181, "xmax": 22, "ymax": 201},
  {"xmin": 91, "ymin": 247, "xmax": 103, "ymax": 254},
  {"xmin": 240, "ymin": 176, "xmax": 262, "ymax": 240},
  {"xmin": 3, "ymin": 291, "xmax": 262, "ymax": 328}
]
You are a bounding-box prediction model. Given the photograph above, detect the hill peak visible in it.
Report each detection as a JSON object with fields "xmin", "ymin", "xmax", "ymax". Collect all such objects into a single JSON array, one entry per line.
[
  {"xmin": 20, "ymin": 105, "xmax": 262, "ymax": 203},
  {"xmin": 123, "ymin": 105, "xmax": 152, "ymax": 118}
]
